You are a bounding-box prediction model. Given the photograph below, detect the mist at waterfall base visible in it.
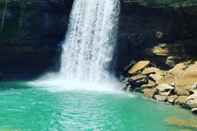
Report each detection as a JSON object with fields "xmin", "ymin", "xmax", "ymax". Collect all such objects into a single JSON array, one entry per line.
[{"xmin": 30, "ymin": 0, "xmax": 121, "ymax": 92}]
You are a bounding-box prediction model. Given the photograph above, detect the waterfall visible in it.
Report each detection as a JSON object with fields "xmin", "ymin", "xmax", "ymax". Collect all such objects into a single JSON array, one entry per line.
[
  {"xmin": 60, "ymin": 0, "xmax": 120, "ymax": 82},
  {"xmin": 30, "ymin": 0, "xmax": 121, "ymax": 91}
]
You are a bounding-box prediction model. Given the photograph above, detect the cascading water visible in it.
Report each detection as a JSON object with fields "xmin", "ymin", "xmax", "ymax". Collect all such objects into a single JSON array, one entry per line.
[
  {"xmin": 30, "ymin": 0, "xmax": 121, "ymax": 91},
  {"xmin": 60, "ymin": 0, "xmax": 120, "ymax": 82}
]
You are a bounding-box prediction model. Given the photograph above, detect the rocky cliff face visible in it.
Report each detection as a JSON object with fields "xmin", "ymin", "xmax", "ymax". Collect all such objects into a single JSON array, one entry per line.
[
  {"xmin": 114, "ymin": 0, "xmax": 197, "ymax": 76},
  {"xmin": 0, "ymin": 0, "xmax": 73, "ymax": 79},
  {"xmin": 0, "ymin": 0, "xmax": 197, "ymax": 79}
]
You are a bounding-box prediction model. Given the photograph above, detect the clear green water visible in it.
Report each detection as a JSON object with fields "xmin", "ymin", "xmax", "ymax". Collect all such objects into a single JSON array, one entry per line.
[{"xmin": 0, "ymin": 82, "xmax": 196, "ymax": 131}]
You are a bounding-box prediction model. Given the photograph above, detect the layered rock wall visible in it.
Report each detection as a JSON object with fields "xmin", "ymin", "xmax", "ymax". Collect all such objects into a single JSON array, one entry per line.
[{"xmin": 0, "ymin": 0, "xmax": 73, "ymax": 79}]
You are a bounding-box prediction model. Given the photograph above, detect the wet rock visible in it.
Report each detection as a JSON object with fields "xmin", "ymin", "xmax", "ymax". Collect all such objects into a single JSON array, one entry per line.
[
  {"xmin": 122, "ymin": 78, "xmax": 132, "ymax": 91},
  {"xmin": 128, "ymin": 60, "xmax": 150, "ymax": 75},
  {"xmin": 191, "ymin": 108, "xmax": 197, "ymax": 114},
  {"xmin": 154, "ymin": 95, "xmax": 168, "ymax": 102},
  {"xmin": 175, "ymin": 96, "xmax": 188, "ymax": 106},
  {"xmin": 168, "ymin": 95, "xmax": 178, "ymax": 104},
  {"xmin": 166, "ymin": 56, "xmax": 177, "ymax": 67},
  {"xmin": 121, "ymin": 77, "xmax": 129, "ymax": 84},
  {"xmin": 129, "ymin": 74, "xmax": 148, "ymax": 87},
  {"xmin": 143, "ymin": 88, "xmax": 158, "ymax": 98},
  {"xmin": 186, "ymin": 93, "xmax": 197, "ymax": 109},
  {"xmin": 166, "ymin": 116, "xmax": 197, "ymax": 129},
  {"xmin": 159, "ymin": 91, "xmax": 172, "ymax": 96}
]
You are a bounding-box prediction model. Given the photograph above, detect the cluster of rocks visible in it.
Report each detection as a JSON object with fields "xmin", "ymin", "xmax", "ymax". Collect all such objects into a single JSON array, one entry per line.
[{"xmin": 122, "ymin": 60, "xmax": 197, "ymax": 114}]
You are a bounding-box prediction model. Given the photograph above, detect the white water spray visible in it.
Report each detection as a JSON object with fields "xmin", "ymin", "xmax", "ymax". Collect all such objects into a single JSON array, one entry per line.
[{"xmin": 30, "ymin": 0, "xmax": 121, "ymax": 91}]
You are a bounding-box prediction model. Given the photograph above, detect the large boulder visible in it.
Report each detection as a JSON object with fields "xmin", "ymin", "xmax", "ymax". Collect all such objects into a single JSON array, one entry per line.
[
  {"xmin": 143, "ymin": 88, "xmax": 158, "ymax": 98},
  {"xmin": 186, "ymin": 93, "xmax": 197, "ymax": 109},
  {"xmin": 191, "ymin": 108, "xmax": 197, "ymax": 114},
  {"xmin": 174, "ymin": 88, "xmax": 190, "ymax": 96},
  {"xmin": 154, "ymin": 95, "xmax": 168, "ymax": 102},
  {"xmin": 169, "ymin": 63, "xmax": 187, "ymax": 75},
  {"xmin": 128, "ymin": 60, "xmax": 150, "ymax": 75},
  {"xmin": 175, "ymin": 96, "xmax": 188, "ymax": 106},
  {"xmin": 174, "ymin": 62, "xmax": 197, "ymax": 90},
  {"xmin": 168, "ymin": 95, "xmax": 178, "ymax": 104},
  {"xmin": 156, "ymin": 84, "xmax": 175, "ymax": 92}
]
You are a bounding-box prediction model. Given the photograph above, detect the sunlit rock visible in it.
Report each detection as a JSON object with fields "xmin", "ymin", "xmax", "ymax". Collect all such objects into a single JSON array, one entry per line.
[{"xmin": 128, "ymin": 60, "xmax": 150, "ymax": 75}]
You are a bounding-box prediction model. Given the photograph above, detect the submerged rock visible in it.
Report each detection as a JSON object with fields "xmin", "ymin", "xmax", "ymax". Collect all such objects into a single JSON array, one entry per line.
[{"xmin": 166, "ymin": 117, "xmax": 197, "ymax": 129}]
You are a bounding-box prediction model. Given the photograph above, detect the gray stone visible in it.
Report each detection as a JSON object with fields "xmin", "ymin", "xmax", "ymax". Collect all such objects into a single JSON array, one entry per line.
[
  {"xmin": 154, "ymin": 95, "xmax": 168, "ymax": 102},
  {"xmin": 168, "ymin": 95, "xmax": 178, "ymax": 104},
  {"xmin": 186, "ymin": 93, "xmax": 197, "ymax": 108},
  {"xmin": 159, "ymin": 91, "xmax": 172, "ymax": 96},
  {"xmin": 192, "ymin": 108, "xmax": 197, "ymax": 114},
  {"xmin": 156, "ymin": 84, "xmax": 175, "ymax": 92}
]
